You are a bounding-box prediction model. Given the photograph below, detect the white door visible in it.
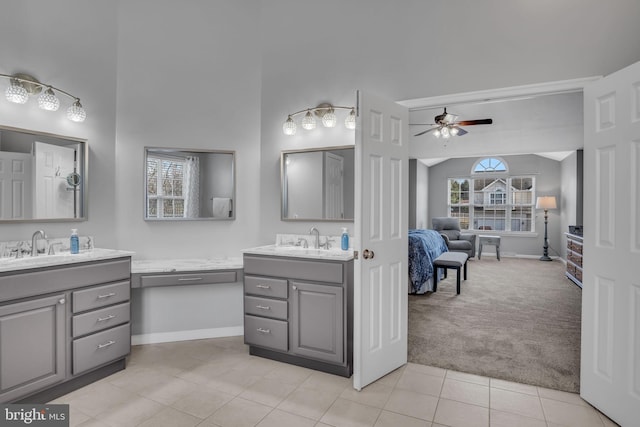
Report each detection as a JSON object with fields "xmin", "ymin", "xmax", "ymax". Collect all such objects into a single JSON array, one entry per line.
[
  {"xmin": 353, "ymin": 90, "xmax": 409, "ymax": 390},
  {"xmin": 324, "ymin": 152, "xmax": 344, "ymax": 219},
  {"xmin": 0, "ymin": 152, "xmax": 32, "ymax": 219},
  {"xmin": 581, "ymin": 60, "xmax": 640, "ymax": 426},
  {"xmin": 34, "ymin": 141, "xmax": 75, "ymax": 218}
]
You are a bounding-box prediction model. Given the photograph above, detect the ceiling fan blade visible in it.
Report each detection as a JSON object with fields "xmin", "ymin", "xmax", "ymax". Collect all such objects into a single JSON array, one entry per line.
[
  {"xmin": 414, "ymin": 127, "xmax": 438, "ymax": 137},
  {"xmin": 455, "ymin": 118, "xmax": 493, "ymax": 126},
  {"xmin": 452, "ymin": 126, "xmax": 468, "ymax": 136}
]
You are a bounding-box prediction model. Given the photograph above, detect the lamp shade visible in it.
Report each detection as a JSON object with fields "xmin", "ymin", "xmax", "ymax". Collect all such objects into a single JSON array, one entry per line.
[{"xmin": 536, "ymin": 196, "xmax": 557, "ymax": 210}]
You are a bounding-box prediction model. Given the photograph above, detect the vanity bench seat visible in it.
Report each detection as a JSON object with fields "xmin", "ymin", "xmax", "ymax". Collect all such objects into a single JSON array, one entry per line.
[{"xmin": 130, "ymin": 258, "xmax": 243, "ymax": 288}]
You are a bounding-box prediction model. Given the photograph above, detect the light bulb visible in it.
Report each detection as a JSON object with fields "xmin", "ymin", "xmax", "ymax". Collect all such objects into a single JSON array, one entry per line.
[
  {"xmin": 301, "ymin": 110, "xmax": 316, "ymax": 130},
  {"xmin": 433, "ymin": 128, "xmax": 441, "ymax": 138},
  {"xmin": 322, "ymin": 108, "xmax": 337, "ymax": 127},
  {"xmin": 5, "ymin": 81, "xmax": 28, "ymax": 104},
  {"xmin": 283, "ymin": 115, "xmax": 297, "ymax": 135},
  {"xmin": 441, "ymin": 127, "xmax": 450, "ymax": 138},
  {"xmin": 450, "ymin": 126, "xmax": 459, "ymax": 136},
  {"xmin": 38, "ymin": 87, "xmax": 60, "ymax": 111},
  {"xmin": 344, "ymin": 108, "xmax": 356, "ymax": 129},
  {"xmin": 67, "ymin": 99, "xmax": 86, "ymax": 122}
]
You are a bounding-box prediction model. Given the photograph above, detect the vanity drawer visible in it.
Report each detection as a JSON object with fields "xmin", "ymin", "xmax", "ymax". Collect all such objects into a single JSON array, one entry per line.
[
  {"xmin": 244, "ymin": 255, "xmax": 343, "ymax": 284},
  {"xmin": 72, "ymin": 302, "xmax": 130, "ymax": 338},
  {"xmin": 244, "ymin": 315, "xmax": 288, "ymax": 351},
  {"xmin": 139, "ymin": 271, "xmax": 237, "ymax": 288},
  {"xmin": 72, "ymin": 281, "xmax": 130, "ymax": 313},
  {"xmin": 73, "ymin": 323, "xmax": 130, "ymax": 375},
  {"xmin": 244, "ymin": 296, "xmax": 287, "ymax": 320},
  {"xmin": 244, "ymin": 275, "xmax": 288, "ymax": 298}
]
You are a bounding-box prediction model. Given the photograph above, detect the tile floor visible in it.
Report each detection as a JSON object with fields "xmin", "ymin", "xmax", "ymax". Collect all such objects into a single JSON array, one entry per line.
[{"xmin": 51, "ymin": 336, "xmax": 619, "ymax": 427}]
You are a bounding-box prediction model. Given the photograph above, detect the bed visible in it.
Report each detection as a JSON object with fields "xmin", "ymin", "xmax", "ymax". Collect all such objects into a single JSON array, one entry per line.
[{"xmin": 408, "ymin": 229, "xmax": 449, "ymax": 294}]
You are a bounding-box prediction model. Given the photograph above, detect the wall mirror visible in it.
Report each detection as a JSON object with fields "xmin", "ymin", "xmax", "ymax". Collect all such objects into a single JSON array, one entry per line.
[
  {"xmin": 281, "ymin": 146, "xmax": 354, "ymax": 221},
  {"xmin": 0, "ymin": 125, "xmax": 86, "ymax": 222},
  {"xmin": 144, "ymin": 147, "xmax": 235, "ymax": 221}
]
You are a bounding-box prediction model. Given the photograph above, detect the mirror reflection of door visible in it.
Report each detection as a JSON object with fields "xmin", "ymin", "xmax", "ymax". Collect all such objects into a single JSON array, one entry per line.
[
  {"xmin": 324, "ymin": 152, "xmax": 344, "ymax": 219},
  {"xmin": 34, "ymin": 141, "xmax": 76, "ymax": 219},
  {"xmin": 0, "ymin": 152, "xmax": 32, "ymax": 219}
]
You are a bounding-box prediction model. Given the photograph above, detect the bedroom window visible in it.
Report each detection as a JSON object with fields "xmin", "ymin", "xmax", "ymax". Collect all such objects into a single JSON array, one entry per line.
[
  {"xmin": 447, "ymin": 158, "xmax": 535, "ymax": 232},
  {"xmin": 146, "ymin": 155, "xmax": 186, "ymax": 218}
]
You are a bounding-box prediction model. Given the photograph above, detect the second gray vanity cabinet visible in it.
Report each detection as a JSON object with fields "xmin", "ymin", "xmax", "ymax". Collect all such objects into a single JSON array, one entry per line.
[
  {"xmin": 243, "ymin": 254, "xmax": 353, "ymax": 377},
  {"xmin": 0, "ymin": 293, "xmax": 66, "ymax": 403}
]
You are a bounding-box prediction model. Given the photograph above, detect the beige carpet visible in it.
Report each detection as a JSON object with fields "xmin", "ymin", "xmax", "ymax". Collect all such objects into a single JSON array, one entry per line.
[{"xmin": 408, "ymin": 256, "xmax": 582, "ymax": 392}]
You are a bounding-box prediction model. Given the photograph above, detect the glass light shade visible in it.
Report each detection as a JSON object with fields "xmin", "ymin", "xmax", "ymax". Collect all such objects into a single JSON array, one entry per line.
[
  {"xmin": 301, "ymin": 110, "xmax": 316, "ymax": 130},
  {"xmin": 450, "ymin": 126, "xmax": 459, "ymax": 136},
  {"xmin": 67, "ymin": 100, "xmax": 86, "ymax": 122},
  {"xmin": 322, "ymin": 109, "xmax": 337, "ymax": 127},
  {"xmin": 344, "ymin": 108, "xmax": 356, "ymax": 129},
  {"xmin": 283, "ymin": 116, "xmax": 297, "ymax": 135},
  {"xmin": 5, "ymin": 82, "xmax": 28, "ymax": 104},
  {"xmin": 38, "ymin": 88, "xmax": 60, "ymax": 111},
  {"xmin": 441, "ymin": 126, "xmax": 450, "ymax": 138},
  {"xmin": 433, "ymin": 128, "xmax": 441, "ymax": 138}
]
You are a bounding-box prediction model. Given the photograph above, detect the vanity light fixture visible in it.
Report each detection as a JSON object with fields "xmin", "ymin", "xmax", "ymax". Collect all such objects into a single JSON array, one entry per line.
[
  {"xmin": 282, "ymin": 103, "xmax": 355, "ymax": 136},
  {"xmin": 1, "ymin": 72, "xmax": 86, "ymax": 122}
]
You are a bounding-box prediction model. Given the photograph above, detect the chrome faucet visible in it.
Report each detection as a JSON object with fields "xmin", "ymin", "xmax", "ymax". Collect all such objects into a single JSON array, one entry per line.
[
  {"xmin": 31, "ymin": 230, "xmax": 46, "ymax": 256},
  {"xmin": 309, "ymin": 227, "xmax": 320, "ymax": 249}
]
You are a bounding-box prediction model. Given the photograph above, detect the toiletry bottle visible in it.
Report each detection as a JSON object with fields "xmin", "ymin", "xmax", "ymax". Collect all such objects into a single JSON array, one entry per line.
[
  {"xmin": 70, "ymin": 229, "xmax": 79, "ymax": 254},
  {"xmin": 341, "ymin": 228, "xmax": 349, "ymax": 251}
]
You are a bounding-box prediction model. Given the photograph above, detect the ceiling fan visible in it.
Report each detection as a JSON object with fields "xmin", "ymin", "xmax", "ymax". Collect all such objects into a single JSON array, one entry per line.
[{"xmin": 412, "ymin": 107, "xmax": 493, "ymax": 138}]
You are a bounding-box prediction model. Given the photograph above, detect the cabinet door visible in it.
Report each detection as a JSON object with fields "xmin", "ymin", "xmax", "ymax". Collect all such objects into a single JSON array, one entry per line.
[
  {"xmin": 0, "ymin": 293, "xmax": 66, "ymax": 402},
  {"xmin": 290, "ymin": 281, "xmax": 343, "ymax": 364}
]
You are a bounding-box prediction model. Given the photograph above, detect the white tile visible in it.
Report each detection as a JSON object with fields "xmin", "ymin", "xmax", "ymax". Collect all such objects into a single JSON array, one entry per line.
[
  {"xmin": 203, "ymin": 397, "xmax": 271, "ymax": 427},
  {"xmin": 374, "ymin": 410, "xmax": 431, "ymax": 427},
  {"xmin": 276, "ymin": 387, "xmax": 339, "ymax": 420},
  {"xmin": 170, "ymin": 385, "xmax": 235, "ymax": 419},
  {"xmin": 320, "ymin": 398, "xmax": 381, "ymax": 427},
  {"xmin": 255, "ymin": 409, "xmax": 316, "ymax": 427},
  {"xmin": 490, "ymin": 387, "xmax": 545, "ymax": 420},
  {"xmin": 136, "ymin": 406, "xmax": 201, "ymax": 427},
  {"xmin": 238, "ymin": 377, "xmax": 297, "ymax": 407},
  {"xmin": 95, "ymin": 395, "xmax": 164, "ymax": 427},
  {"xmin": 440, "ymin": 378, "xmax": 489, "ymax": 407},
  {"xmin": 489, "ymin": 409, "xmax": 547, "ymax": 427},
  {"xmin": 537, "ymin": 386, "xmax": 589, "ymax": 407},
  {"xmin": 433, "ymin": 398, "xmax": 489, "ymax": 427},
  {"xmin": 541, "ymin": 398, "xmax": 606, "ymax": 427},
  {"xmin": 384, "ymin": 388, "xmax": 439, "ymax": 421},
  {"xmin": 299, "ymin": 370, "xmax": 352, "ymax": 394},
  {"xmin": 490, "ymin": 379, "xmax": 538, "ymax": 396},
  {"xmin": 396, "ymin": 370, "xmax": 444, "ymax": 397},
  {"xmin": 446, "ymin": 370, "xmax": 490, "ymax": 386},
  {"xmin": 340, "ymin": 381, "xmax": 394, "ymax": 408},
  {"xmin": 405, "ymin": 363, "xmax": 447, "ymax": 378}
]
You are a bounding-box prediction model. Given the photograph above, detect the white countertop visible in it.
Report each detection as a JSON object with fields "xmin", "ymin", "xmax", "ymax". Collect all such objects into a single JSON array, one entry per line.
[
  {"xmin": 243, "ymin": 245, "xmax": 354, "ymax": 261},
  {"xmin": 0, "ymin": 248, "xmax": 135, "ymax": 273},
  {"xmin": 131, "ymin": 257, "xmax": 243, "ymax": 274}
]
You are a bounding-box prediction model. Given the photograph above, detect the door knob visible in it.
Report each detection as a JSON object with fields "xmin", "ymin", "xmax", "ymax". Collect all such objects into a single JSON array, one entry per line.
[{"xmin": 362, "ymin": 249, "xmax": 375, "ymax": 259}]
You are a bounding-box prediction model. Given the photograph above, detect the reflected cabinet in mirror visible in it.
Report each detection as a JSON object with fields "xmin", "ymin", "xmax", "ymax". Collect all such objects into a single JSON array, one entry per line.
[
  {"xmin": 0, "ymin": 125, "xmax": 86, "ymax": 222},
  {"xmin": 281, "ymin": 146, "xmax": 354, "ymax": 221},
  {"xmin": 144, "ymin": 147, "xmax": 235, "ymax": 221}
]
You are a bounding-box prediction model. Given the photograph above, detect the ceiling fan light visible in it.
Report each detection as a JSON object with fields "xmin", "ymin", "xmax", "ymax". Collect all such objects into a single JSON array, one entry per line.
[
  {"xmin": 67, "ymin": 99, "xmax": 86, "ymax": 122},
  {"xmin": 433, "ymin": 128, "xmax": 441, "ymax": 138},
  {"xmin": 450, "ymin": 126, "xmax": 459, "ymax": 136},
  {"xmin": 38, "ymin": 87, "xmax": 60, "ymax": 111},
  {"xmin": 301, "ymin": 110, "xmax": 316, "ymax": 130},
  {"xmin": 5, "ymin": 80, "xmax": 29, "ymax": 104},
  {"xmin": 441, "ymin": 126, "xmax": 450, "ymax": 138},
  {"xmin": 344, "ymin": 108, "xmax": 356, "ymax": 129},
  {"xmin": 283, "ymin": 115, "xmax": 297, "ymax": 135},
  {"xmin": 322, "ymin": 108, "xmax": 337, "ymax": 128}
]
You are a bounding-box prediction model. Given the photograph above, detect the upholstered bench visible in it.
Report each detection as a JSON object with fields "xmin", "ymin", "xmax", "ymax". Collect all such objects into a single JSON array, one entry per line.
[{"xmin": 433, "ymin": 252, "xmax": 469, "ymax": 294}]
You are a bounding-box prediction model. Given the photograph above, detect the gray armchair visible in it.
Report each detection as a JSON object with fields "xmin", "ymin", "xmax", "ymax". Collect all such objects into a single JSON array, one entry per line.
[{"xmin": 432, "ymin": 217, "xmax": 476, "ymax": 258}]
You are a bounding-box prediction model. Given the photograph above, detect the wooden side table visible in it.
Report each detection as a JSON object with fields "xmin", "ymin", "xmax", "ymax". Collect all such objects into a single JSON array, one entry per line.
[{"xmin": 478, "ymin": 235, "xmax": 501, "ymax": 260}]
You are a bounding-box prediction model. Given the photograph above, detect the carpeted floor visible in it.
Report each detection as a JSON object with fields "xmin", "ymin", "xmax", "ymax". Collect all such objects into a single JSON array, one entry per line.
[{"xmin": 408, "ymin": 256, "xmax": 582, "ymax": 392}]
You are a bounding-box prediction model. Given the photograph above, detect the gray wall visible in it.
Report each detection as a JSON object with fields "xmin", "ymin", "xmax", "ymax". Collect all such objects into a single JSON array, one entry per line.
[
  {"xmin": 427, "ymin": 154, "xmax": 562, "ymax": 257},
  {"xmin": 560, "ymin": 150, "xmax": 584, "ymax": 259},
  {"xmin": 409, "ymin": 159, "xmax": 429, "ymax": 229}
]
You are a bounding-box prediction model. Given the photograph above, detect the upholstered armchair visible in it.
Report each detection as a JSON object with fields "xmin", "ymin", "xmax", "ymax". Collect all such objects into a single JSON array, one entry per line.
[{"xmin": 432, "ymin": 217, "xmax": 476, "ymax": 258}]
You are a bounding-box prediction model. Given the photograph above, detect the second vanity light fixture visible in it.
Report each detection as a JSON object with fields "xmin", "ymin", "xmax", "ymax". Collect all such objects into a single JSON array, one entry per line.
[
  {"xmin": 283, "ymin": 103, "xmax": 356, "ymax": 136},
  {"xmin": 1, "ymin": 72, "xmax": 86, "ymax": 122}
]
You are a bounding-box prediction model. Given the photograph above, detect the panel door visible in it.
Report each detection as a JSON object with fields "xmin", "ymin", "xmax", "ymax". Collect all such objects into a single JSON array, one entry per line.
[
  {"xmin": 353, "ymin": 90, "xmax": 409, "ymax": 390},
  {"xmin": 290, "ymin": 281, "xmax": 344, "ymax": 364},
  {"xmin": 0, "ymin": 294, "xmax": 66, "ymax": 403},
  {"xmin": 581, "ymin": 60, "xmax": 640, "ymax": 426}
]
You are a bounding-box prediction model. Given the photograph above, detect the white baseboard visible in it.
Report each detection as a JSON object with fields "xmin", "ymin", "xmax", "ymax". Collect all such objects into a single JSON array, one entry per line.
[{"xmin": 131, "ymin": 326, "xmax": 244, "ymax": 345}]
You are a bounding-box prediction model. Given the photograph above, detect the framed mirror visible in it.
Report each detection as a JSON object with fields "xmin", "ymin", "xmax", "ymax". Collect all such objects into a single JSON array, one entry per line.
[
  {"xmin": 281, "ymin": 146, "xmax": 354, "ymax": 221},
  {"xmin": 144, "ymin": 147, "xmax": 235, "ymax": 221},
  {"xmin": 0, "ymin": 125, "xmax": 87, "ymax": 222}
]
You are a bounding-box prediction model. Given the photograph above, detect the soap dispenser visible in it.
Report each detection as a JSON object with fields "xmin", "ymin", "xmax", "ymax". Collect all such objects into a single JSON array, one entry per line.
[
  {"xmin": 341, "ymin": 228, "xmax": 349, "ymax": 251},
  {"xmin": 70, "ymin": 229, "xmax": 79, "ymax": 254}
]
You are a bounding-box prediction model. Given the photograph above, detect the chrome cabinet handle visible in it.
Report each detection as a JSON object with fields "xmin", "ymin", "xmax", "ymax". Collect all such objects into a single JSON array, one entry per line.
[
  {"xmin": 257, "ymin": 328, "xmax": 271, "ymax": 334},
  {"xmin": 178, "ymin": 277, "xmax": 203, "ymax": 281},
  {"xmin": 97, "ymin": 292, "xmax": 116, "ymax": 299},
  {"xmin": 256, "ymin": 284, "xmax": 271, "ymax": 289},
  {"xmin": 97, "ymin": 340, "xmax": 115, "ymax": 349},
  {"xmin": 255, "ymin": 305, "xmax": 271, "ymax": 310},
  {"xmin": 97, "ymin": 314, "xmax": 116, "ymax": 322}
]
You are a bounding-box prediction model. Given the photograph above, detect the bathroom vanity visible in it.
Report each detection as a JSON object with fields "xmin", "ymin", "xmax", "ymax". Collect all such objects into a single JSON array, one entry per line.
[
  {"xmin": 0, "ymin": 250, "xmax": 133, "ymax": 403},
  {"xmin": 242, "ymin": 246, "xmax": 353, "ymax": 377}
]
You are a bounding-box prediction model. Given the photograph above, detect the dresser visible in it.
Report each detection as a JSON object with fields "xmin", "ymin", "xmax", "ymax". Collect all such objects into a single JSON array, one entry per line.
[{"xmin": 565, "ymin": 233, "xmax": 583, "ymax": 288}]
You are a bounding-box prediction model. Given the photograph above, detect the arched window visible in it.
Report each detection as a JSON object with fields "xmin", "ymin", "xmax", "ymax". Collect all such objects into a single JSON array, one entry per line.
[{"xmin": 472, "ymin": 157, "xmax": 507, "ymax": 174}]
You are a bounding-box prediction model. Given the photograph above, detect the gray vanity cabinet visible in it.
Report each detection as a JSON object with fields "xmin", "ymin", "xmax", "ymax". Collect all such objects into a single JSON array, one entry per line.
[
  {"xmin": 0, "ymin": 293, "xmax": 66, "ymax": 403},
  {"xmin": 0, "ymin": 257, "xmax": 131, "ymax": 403},
  {"xmin": 243, "ymin": 254, "xmax": 353, "ymax": 377}
]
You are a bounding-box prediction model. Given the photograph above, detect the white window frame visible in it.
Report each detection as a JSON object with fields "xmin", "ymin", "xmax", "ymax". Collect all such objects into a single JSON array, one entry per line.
[{"xmin": 146, "ymin": 154, "xmax": 186, "ymax": 219}]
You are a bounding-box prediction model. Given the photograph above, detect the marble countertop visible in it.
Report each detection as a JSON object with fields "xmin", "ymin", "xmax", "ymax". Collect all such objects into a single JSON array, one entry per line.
[
  {"xmin": 0, "ymin": 248, "xmax": 135, "ymax": 273},
  {"xmin": 131, "ymin": 257, "xmax": 244, "ymax": 274},
  {"xmin": 242, "ymin": 245, "xmax": 354, "ymax": 261}
]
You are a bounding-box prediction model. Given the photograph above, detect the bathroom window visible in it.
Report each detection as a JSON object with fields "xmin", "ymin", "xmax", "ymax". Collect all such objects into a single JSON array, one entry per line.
[{"xmin": 146, "ymin": 155, "xmax": 185, "ymax": 218}]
